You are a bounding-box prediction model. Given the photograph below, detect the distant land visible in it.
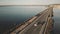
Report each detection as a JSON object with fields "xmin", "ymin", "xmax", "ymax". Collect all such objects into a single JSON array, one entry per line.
[
  {"xmin": 0, "ymin": 4, "xmax": 60, "ymax": 7},
  {"xmin": 0, "ymin": 5, "xmax": 48, "ymax": 6}
]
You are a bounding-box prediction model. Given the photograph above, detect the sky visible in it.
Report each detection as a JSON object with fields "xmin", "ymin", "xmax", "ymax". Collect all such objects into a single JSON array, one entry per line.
[{"xmin": 0, "ymin": 0, "xmax": 60, "ymax": 5}]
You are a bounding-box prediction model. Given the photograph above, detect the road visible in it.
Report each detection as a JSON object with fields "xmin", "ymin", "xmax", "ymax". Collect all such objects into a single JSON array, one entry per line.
[{"xmin": 19, "ymin": 24, "xmax": 42, "ymax": 34}]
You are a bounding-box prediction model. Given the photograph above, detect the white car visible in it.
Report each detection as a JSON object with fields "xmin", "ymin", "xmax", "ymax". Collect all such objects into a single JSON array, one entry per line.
[{"xmin": 34, "ymin": 24, "xmax": 37, "ymax": 26}]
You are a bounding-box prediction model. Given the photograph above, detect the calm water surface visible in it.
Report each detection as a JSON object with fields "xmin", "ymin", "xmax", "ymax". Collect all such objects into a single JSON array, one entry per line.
[
  {"xmin": 0, "ymin": 6, "xmax": 47, "ymax": 33},
  {"xmin": 53, "ymin": 8, "xmax": 60, "ymax": 34}
]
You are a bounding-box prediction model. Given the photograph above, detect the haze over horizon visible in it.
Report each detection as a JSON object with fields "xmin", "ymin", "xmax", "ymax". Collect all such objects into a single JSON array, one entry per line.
[{"xmin": 0, "ymin": 0, "xmax": 60, "ymax": 5}]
